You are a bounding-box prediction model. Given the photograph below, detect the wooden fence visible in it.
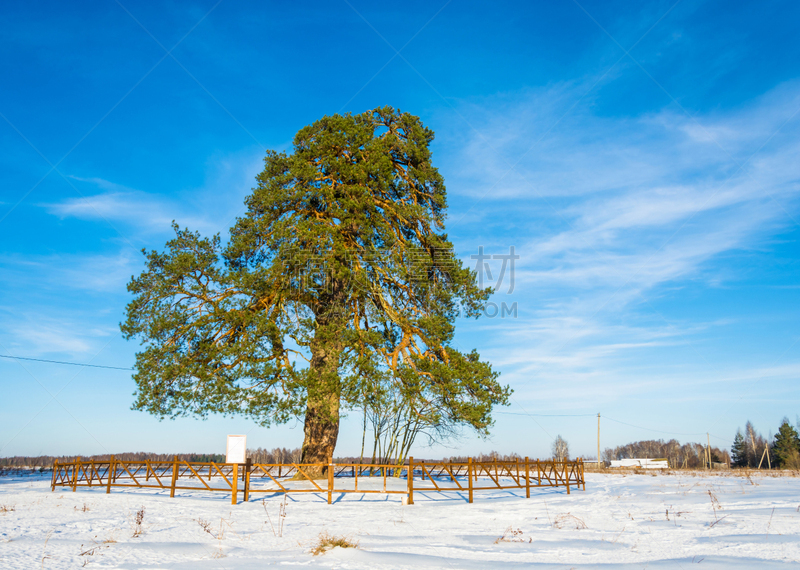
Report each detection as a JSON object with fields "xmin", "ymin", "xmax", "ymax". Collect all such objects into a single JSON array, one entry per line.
[{"xmin": 51, "ymin": 456, "xmax": 585, "ymax": 504}]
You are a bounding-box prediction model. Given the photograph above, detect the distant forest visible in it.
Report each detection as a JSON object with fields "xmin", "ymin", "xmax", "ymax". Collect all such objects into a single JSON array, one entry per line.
[
  {"xmin": 602, "ymin": 439, "xmax": 730, "ymax": 468},
  {"xmin": 0, "ymin": 452, "xmax": 225, "ymax": 469},
  {"xmin": 1, "ymin": 448, "xmax": 511, "ymax": 468},
  {"xmin": 603, "ymin": 417, "xmax": 800, "ymax": 470},
  {"xmin": 6, "ymin": 418, "xmax": 798, "ymax": 470}
]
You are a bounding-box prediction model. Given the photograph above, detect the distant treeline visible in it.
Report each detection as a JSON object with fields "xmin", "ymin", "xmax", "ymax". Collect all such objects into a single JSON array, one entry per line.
[
  {"xmin": 602, "ymin": 416, "xmax": 800, "ymax": 471},
  {"xmin": 0, "ymin": 452, "xmax": 225, "ymax": 468},
  {"xmin": 247, "ymin": 449, "xmax": 525, "ymax": 464},
  {"xmin": 2, "ymin": 449, "xmax": 541, "ymax": 469},
  {"xmin": 247, "ymin": 447, "xmax": 302, "ymax": 464},
  {"xmin": 603, "ymin": 439, "xmax": 730, "ymax": 468}
]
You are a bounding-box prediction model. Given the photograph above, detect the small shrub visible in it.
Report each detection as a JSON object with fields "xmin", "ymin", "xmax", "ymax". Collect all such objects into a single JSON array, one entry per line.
[
  {"xmin": 310, "ymin": 532, "xmax": 359, "ymax": 556},
  {"xmin": 131, "ymin": 506, "xmax": 145, "ymax": 537}
]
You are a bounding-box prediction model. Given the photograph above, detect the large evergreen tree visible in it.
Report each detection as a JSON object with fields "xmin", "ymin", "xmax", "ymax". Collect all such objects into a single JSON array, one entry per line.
[
  {"xmin": 122, "ymin": 107, "xmax": 511, "ymax": 466},
  {"xmin": 772, "ymin": 418, "xmax": 800, "ymax": 469}
]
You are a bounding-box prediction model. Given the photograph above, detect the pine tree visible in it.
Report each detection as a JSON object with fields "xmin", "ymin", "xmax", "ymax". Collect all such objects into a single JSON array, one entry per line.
[
  {"xmin": 122, "ymin": 108, "xmax": 512, "ymax": 468},
  {"xmin": 731, "ymin": 429, "xmax": 747, "ymax": 467},
  {"xmin": 772, "ymin": 418, "xmax": 800, "ymax": 469}
]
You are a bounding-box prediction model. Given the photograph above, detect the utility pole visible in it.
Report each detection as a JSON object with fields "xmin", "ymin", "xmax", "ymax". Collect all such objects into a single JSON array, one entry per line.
[
  {"xmin": 706, "ymin": 432, "xmax": 711, "ymax": 470},
  {"xmin": 597, "ymin": 413, "xmax": 601, "ymax": 469}
]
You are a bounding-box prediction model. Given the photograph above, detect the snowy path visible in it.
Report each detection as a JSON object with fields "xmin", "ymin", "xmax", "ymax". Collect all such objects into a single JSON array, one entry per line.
[{"xmin": 1, "ymin": 471, "xmax": 798, "ymax": 568}]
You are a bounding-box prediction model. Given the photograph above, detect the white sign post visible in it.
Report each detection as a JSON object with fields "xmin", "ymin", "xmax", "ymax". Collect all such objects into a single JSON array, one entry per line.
[{"xmin": 226, "ymin": 434, "xmax": 247, "ymax": 464}]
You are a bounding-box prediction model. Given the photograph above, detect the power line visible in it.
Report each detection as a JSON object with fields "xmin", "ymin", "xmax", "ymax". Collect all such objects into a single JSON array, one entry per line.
[
  {"xmin": 603, "ymin": 415, "xmax": 706, "ymax": 437},
  {"xmin": 0, "ymin": 354, "xmax": 740, "ymax": 445},
  {"xmin": 496, "ymin": 411, "xmax": 597, "ymax": 417},
  {"xmin": 0, "ymin": 354, "xmax": 132, "ymax": 371}
]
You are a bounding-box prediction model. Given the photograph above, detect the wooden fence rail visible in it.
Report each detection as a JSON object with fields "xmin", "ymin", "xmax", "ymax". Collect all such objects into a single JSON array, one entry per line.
[{"xmin": 52, "ymin": 455, "xmax": 585, "ymax": 504}]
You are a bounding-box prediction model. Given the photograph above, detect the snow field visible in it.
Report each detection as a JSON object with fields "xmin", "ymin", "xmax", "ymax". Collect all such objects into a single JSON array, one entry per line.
[{"xmin": 1, "ymin": 471, "xmax": 798, "ymax": 569}]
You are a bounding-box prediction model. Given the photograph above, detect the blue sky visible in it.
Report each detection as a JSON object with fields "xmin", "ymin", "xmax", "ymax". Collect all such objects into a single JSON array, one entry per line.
[{"xmin": 2, "ymin": 0, "xmax": 799, "ymax": 459}]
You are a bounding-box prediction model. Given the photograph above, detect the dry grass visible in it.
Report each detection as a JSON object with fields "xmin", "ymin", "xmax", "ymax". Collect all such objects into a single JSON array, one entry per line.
[
  {"xmin": 195, "ymin": 518, "xmax": 218, "ymax": 539},
  {"xmin": 310, "ymin": 531, "xmax": 359, "ymax": 556},
  {"xmin": 553, "ymin": 513, "xmax": 587, "ymax": 530},
  {"xmin": 41, "ymin": 529, "xmax": 53, "ymax": 569},
  {"xmin": 495, "ymin": 526, "xmax": 531, "ymax": 543},
  {"xmin": 262, "ymin": 496, "xmax": 287, "ymax": 537},
  {"xmin": 0, "ymin": 504, "xmax": 15, "ymax": 513},
  {"xmin": 194, "ymin": 516, "xmax": 239, "ymax": 559},
  {"xmin": 78, "ymin": 535, "xmax": 117, "ymax": 560}
]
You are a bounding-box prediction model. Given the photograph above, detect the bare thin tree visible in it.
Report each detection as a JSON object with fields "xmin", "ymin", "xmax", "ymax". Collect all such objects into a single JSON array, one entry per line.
[{"xmin": 552, "ymin": 435, "xmax": 570, "ymax": 462}]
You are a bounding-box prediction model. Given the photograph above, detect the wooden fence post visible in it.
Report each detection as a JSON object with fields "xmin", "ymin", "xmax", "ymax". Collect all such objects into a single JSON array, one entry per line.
[
  {"xmin": 231, "ymin": 463, "xmax": 238, "ymax": 505},
  {"xmin": 525, "ymin": 456, "xmax": 530, "ymax": 499},
  {"xmin": 72, "ymin": 457, "xmax": 80, "ymax": 492},
  {"xmin": 536, "ymin": 459, "xmax": 540, "ymax": 486},
  {"xmin": 244, "ymin": 458, "xmax": 251, "ymax": 502},
  {"xmin": 407, "ymin": 457, "xmax": 414, "ymax": 505},
  {"xmin": 581, "ymin": 458, "xmax": 586, "ymax": 491},
  {"xmin": 106, "ymin": 456, "xmax": 114, "ymax": 494},
  {"xmin": 50, "ymin": 461, "xmax": 57, "ymax": 492},
  {"xmin": 554, "ymin": 461, "xmax": 559, "ymax": 488},
  {"xmin": 327, "ymin": 457, "xmax": 334, "ymax": 505},
  {"xmin": 170, "ymin": 455, "xmax": 178, "ymax": 498},
  {"xmin": 468, "ymin": 457, "xmax": 473, "ymax": 504},
  {"xmin": 565, "ymin": 461, "xmax": 570, "ymax": 494}
]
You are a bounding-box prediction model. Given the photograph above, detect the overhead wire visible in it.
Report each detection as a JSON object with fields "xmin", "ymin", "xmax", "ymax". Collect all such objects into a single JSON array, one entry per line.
[
  {"xmin": 602, "ymin": 416, "xmax": 709, "ymax": 437},
  {"xmin": 0, "ymin": 354, "xmax": 740, "ymax": 446},
  {"xmin": 495, "ymin": 411, "xmax": 596, "ymax": 417},
  {"xmin": 0, "ymin": 354, "xmax": 132, "ymax": 371}
]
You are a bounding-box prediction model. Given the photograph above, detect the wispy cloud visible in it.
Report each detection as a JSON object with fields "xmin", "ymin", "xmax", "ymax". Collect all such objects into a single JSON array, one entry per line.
[
  {"xmin": 45, "ymin": 190, "xmax": 181, "ymax": 231},
  {"xmin": 445, "ymin": 80, "xmax": 800, "ymax": 410},
  {"xmin": 0, "ymin": 251, "xmax": 139, "ymax": 294},
  {"xmin": 42, "ymin": 149, "xmax": 264, "ymax": 238},
  {"xmin": 0, "ymin": 312, "xmax": 112, "ymax": 356},
  {"xmin": 448, "ymin": 80, "xmax": 800, "ymax": 290}
]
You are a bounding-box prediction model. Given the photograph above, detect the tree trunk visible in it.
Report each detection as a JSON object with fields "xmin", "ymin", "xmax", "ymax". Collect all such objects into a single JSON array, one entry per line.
[
  {"xmin": 299, "ymin": 391, "xmax": 340, "ymax": 471},
  {"xmin": 296, "ymin": 318, "xmax": 342, "ymax": 478}
]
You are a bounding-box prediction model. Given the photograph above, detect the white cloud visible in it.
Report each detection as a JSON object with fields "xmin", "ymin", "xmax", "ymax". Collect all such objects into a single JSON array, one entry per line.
[
  {"xmin": 0, "ymin": 251, "xmax": 139, "ymax": 294},
  {"xmin": 447, "ymin": 80, "xmax": 800, "ymax": 294},
  {"xmin": 42, "ymin": 149, "xmax": 264, "ymax": 238},
  {"xmin": 46, "ymin": 190, "xmax": 177, "ymax": 230},
  {"xmin": 0, "ymin": 314, "xmax": 103, "ymax": 356},
  {"xmin": 443, "ymin": 80, "xmax": 800, "ymax": 412}
]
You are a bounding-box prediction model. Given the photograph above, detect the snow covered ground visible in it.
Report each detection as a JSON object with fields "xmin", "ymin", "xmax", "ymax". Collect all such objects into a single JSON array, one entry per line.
[{"xmin": 1, "ymin": 470, "xmax": 798, "ymax": 569}]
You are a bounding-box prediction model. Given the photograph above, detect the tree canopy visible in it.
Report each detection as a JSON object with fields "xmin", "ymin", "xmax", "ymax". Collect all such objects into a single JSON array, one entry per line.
[
  {"xmin": 772, "ymin": 418, "xmax": 800, "ymax": 469},
  {"xmin": 122, "ymin": 107, "xmax": 511, "ymax": 464}
]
